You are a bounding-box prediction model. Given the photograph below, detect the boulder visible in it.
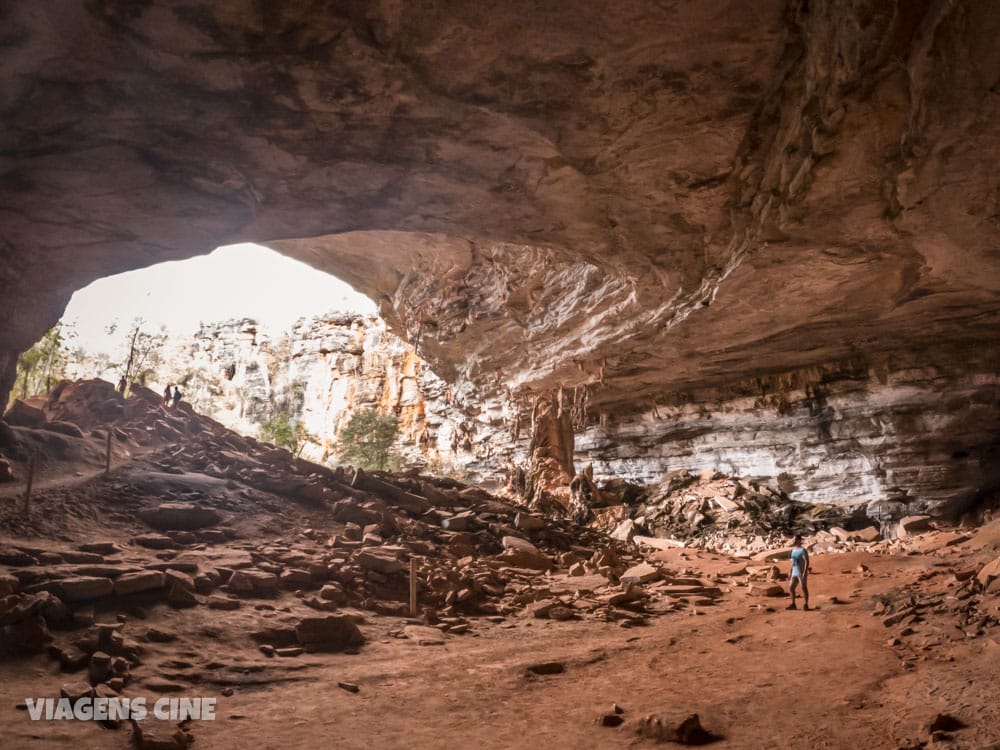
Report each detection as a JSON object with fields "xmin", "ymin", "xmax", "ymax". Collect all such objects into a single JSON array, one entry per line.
[
  {"xmin": 138, "ymin": 503, "xmax": 222, "ymax": 531},
  {"xmin": 403, "ymin": 625, "xmax": 446, "ymax": 645},
  {"xmin": 55, "ymin": 577, "xmax": 114, "ymax": 602},
  {"xmin": 976, "ymin": 557, "xmax": 1000, "ymax": 592},
  {"xmin": 4, "ymin": 399, "xmax": 46, "ymax": 427},
  {"xmin": 166, "ymin": 584, "xmax": 199, "ymax": 609},
  {"xmin": 609, "ymin": 519, "xmax": 637, "ymax": 543},
  {"xmin": 498, "ymin": 548, "xmax": 552, "ymax": 571},
  {"xmin": 131, "ymin": 718, "xmax": 194, "ymax": 750},
  {"xmin": 113, "ymin": 571, "xmax": 166, "ymax": 596},
  {"xmin": 502, "ymin": 536, "xmax": 541, "ymax": 554},
  {"xmin": 206, "ymin": 595, "xmax": 240, "ymax": 610},
  {"xmin": 748, "ymin": 583, "xmax": 786, "ymax": 597},
  {"xmin": 621, "ymin": 563, "xmax": 661, "ymax": 584},
  {"xmin": 514, "ymin": 513, "xmax": 546, "ymax": 532},
  {"xmin": 164, "ymin": 569, "xmax": 196, "ymax": 591},
  {"xmin": 279, "ymin": 569, "xmax": 314, "ymax": 589},
  {"xmin": 295, "ymin": 615, "xmax": 365, "ymax": 651},
  {"xmin": 898, "ymin": 515, "xmax": 933, "ymax": 536},
  {"xmin": 227, "ymin": 570, "xmax": 279, "ymax": 597},
  {"xmin": 134, "ymin": 534, "xmax": 177, "ymax": 550},
  {"xmin": 355, "ymin": 549, "xmax": 404, "ymax": 575},
  {"xmin": 2, "ymin": 614, "xmax": 51, "ymax": 654}
]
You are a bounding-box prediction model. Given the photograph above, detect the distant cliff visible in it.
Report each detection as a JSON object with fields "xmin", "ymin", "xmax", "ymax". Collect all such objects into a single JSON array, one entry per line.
[{"xmin": 155, "ymin": 314, "xmax": 519, "ymax": 487}]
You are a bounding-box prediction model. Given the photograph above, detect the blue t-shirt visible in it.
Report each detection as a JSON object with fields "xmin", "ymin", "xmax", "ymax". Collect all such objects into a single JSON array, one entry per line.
[{"xmin": 791, "ymin": 546, "xmax": 807, "ymax": 575}]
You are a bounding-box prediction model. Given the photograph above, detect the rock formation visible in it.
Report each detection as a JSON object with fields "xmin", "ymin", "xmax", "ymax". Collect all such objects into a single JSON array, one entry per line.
[
  {"xmin": 2, "ymin": 1, "xmax": 1000, "ymax": 514},
  {"xmin": 149, "ymin": 314, "xmax": 519, "ymax": 483}
]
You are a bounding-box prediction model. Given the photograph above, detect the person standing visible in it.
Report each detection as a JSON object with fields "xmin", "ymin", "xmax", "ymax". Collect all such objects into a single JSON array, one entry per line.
[
  {"xmin": 787, "ymin": 534, "xmax": 810, "ymax": 611},
  {"xmin": 162, "ymin": 385, "xmax": 172, "ymax": 407},
  {"xmin": 172, "ymin": 386, "xmax": 182, "ymax": 409}
]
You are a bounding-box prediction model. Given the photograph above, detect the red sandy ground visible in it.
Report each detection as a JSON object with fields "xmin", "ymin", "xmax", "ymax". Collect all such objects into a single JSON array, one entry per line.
[{"xmin": 2, "ymin": 537, "xmax": 998, "ymax": 750}]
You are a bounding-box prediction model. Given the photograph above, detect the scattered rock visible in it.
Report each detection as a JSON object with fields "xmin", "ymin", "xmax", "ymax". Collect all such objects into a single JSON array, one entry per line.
[
  {"xmin": 295, "ymin": 615, "xmax": 365, "ymax": 651},
  {"xmin": 355, "ymin": 549, "xmax": 405, "ymax": 575},
  {"xmin": 166, "ymin": 584, "xmax": 199, "ymax": 609},
  {"xmin": 403, "ymin": 625, "xmax": 446, "ymax": 646},
  {"xmin": 338, "ymin": 681, "xmax": 360, "ymax": 693},
  {"xmin": 138, "ymin": 503, "xmax": 222, "ymax": 531},
  {"xmin": 621, "ymin": 563, "xmax": 661, "ymax": 584},
  {"xmin": 55, "ymin": 577, "xmax": 114, "ymax": 602},
  {"xmin": 639, "ymin": 713, "xmax": 717, "ymax": 745},
  {"xmin": 113, "ymin": 571, "xmax": 167, "ymax": 596},
  {"xmin": 131, "ymin": 718, "xmax": 194, "ymax": 750}
]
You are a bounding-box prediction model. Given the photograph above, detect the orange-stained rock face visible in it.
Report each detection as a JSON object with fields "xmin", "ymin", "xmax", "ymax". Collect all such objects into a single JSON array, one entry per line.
[{"xmin": 2, "ymin": 1, "xmax": 1000, "ymax": 511}]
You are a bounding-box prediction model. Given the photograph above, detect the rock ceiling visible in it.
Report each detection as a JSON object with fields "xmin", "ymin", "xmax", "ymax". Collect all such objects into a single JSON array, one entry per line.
[{"xmin": 2, "ymin": 0, "xmax": 999, "ymax": 413}]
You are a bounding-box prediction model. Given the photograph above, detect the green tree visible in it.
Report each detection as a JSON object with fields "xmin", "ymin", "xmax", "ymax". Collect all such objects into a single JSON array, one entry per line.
[
  {"xmin": 336, "ymin": 409, "xmax": 400, "ymax": 471},
  {"xmin": 259, "ymin": 413, "xmax": 312, "ymax": 457},
  {"xmin": 13, "ymin": 323, "xmax": 74, "ymax": 401}
]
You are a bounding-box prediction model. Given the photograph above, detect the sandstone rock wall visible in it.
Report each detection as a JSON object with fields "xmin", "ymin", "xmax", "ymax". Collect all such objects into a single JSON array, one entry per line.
[
  {"xmin": 576, "ymin": 366, "xmax": 1000, "ymax": 517},
  {"xmin": 156, "ymin": 314, "xmax": 520, "ymax": 485}
]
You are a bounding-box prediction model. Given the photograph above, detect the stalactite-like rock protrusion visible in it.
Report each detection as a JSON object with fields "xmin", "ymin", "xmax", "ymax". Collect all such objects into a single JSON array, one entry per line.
[{"xmin": 524, "ymin": 394, "xmax": 576, "ymax": 513}]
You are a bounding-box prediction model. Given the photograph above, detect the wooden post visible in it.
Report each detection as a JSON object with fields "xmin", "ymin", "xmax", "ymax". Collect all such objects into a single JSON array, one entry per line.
[
  {"xmin": 105, "ymin": 428, "xmax": 113, "ymax": 475},
  {"xmin": 23, "ymin": 451, "xmax": 37, "ymax": 512},
  {"xmin": 409, "ymin": 557, "xmax": 418, "ymax": 617}
]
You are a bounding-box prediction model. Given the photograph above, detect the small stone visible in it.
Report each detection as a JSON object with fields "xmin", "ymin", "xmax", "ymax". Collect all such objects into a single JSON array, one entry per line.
[
  {"xmin": 88, "ymin": 651, "xmax": 112, "ymax": 684},
  {"xmin": 338, "ymin": 681, "xmax": 360, "ymax": 693},
  {"xmin": 600, "ymin": 714, "xmax": 625, "ymax": 727},
  {"xmin": 275, "ymin": 646, "xmax": 304, "ymax": 657}
]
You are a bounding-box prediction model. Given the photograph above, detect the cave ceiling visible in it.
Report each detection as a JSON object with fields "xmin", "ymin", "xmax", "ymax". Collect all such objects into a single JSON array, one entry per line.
[{"xmin": 2, "ymin": 0, "xmax": 999, "ymax": 412}]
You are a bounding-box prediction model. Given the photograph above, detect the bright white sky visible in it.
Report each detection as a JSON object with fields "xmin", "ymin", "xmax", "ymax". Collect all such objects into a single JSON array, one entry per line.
[{"xmin": 62, "ymin": 243, "xmax": 377, "ymax": 354}]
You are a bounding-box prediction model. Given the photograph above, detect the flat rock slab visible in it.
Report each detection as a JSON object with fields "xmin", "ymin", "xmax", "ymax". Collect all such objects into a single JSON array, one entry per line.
[
  {"xmin": 496, "ymin": 549, "xmax": 552, "ymax": 571},
  {"xmin": 354, "ymin": 549, "xmax": 404, "ymax": 575},
  {"xmin": 55, "ymin": 577, "xmax": 114, "ymax": 602},
  {"xmin": 634, "ymin": 535, "xmax": 686, "ymax": 550},
  {"xmin": 113, "ymin": 571, "xmax": 166, "ymax": 596},
  {"xmin": 547, "ymin": 574, "xmax": 611, "ymax": 594},
  {"xmin": 139, "ymin": 503, "xmax": 222, "ymax": 531},
  {"xmin": 228, "ymin": 570, "xmax": 279, "ymax": 596},
  {"xmin": 621, "ymin": 562, "xmax": 661, "ymax": 584},
  {"xmin": 403, "ymin": 625, "xmax": 446, "ymax": 645}
]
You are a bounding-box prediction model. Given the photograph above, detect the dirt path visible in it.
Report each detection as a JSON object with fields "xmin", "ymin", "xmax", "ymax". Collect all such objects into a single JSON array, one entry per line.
[{"xmin": 3, "ymin": 548, "xmax": 996, "ymax": 750}]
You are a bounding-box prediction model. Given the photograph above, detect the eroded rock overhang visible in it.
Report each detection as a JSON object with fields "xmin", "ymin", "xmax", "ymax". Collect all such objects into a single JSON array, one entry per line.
[{"xmin": 2, "ymin": 1, "xmax": 999, "ymax": 510}]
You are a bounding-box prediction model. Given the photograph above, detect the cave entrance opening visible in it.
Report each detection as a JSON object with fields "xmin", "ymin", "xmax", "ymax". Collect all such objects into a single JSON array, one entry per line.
[{"xmin": 10, "ymin": 242, "xmax": 441, "ymax": 469}]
